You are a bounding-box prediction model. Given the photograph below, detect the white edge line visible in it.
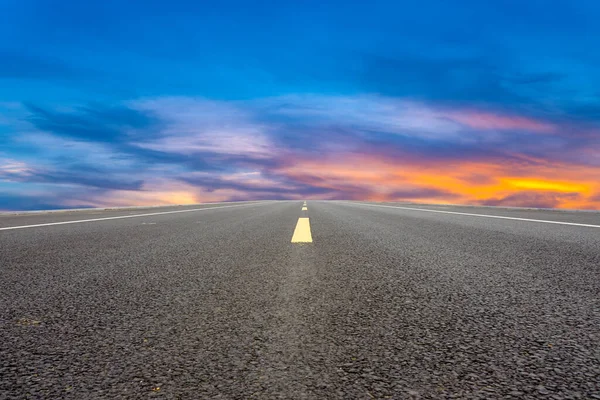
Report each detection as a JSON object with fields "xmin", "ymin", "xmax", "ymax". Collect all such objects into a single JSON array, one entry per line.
[
  {"xmin": 0, "ymin": 200, "xmax": 260, "ymax": 215},
  {"xmin": 343, "ymin": 202, "xmax": 600, "ymax": 229},
  {"xmin": 0, "ymin": 202, "xmax": 270, "ymax": 231}
]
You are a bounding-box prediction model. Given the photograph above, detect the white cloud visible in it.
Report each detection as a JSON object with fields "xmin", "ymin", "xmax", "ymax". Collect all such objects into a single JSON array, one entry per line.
[
  {"xmin": 131, "ymin": 97, "xmax": 274, "ymax": 156},
  {"xmin": 0, "ymin": 158, "xmax": 33, "ymax": 177},
  {"xmin": 253, "ymin": 94, "xmax": 465, "ymax": 139}
]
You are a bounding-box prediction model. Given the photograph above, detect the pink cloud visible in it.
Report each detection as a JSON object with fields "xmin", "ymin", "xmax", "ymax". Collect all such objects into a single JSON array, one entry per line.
[
  {"xmin": 0, "ymin": 159, "xmax": 33, "ymax": 177},
  {"xmin": 446, "ymin": 110, "xmax": 556, "ymax": 132}
]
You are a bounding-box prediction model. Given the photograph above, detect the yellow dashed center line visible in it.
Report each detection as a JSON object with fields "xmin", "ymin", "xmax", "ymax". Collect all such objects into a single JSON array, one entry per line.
[
  {"xmin": 302, "ymin": 206, "xmax": 308, "ymax": 211},
  {"xmin": 291, "ymin": 217, "xmax": 313, "ymax": 243}
]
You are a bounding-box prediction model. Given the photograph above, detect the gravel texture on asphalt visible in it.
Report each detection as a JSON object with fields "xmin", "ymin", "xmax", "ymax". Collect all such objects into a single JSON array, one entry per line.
[{"xmin": 1, "ymin": 200, "xmax": 599, "ymax": 399}]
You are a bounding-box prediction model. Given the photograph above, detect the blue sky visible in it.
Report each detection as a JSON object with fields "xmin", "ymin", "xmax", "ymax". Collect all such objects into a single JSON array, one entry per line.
[{"xmin": 1, "ymin": 0, "xmax": 600, "ymax": 210}]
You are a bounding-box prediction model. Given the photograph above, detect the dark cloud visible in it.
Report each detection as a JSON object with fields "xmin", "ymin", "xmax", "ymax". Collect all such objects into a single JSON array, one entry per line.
[
  {"xmin": 356, "ymin": 131, "xmax": 535, "ymax": 167},
  {"xmin": 2, "ymin": 168, "xmax": 143, "ymax": 191},
  {"xmin": 180, "ymin": 176, "xmax": 332, "ymax": 197},
  {"xmin": 225, "ymin": 193, "xmax": 290, "ymax": 202},
  {"xmin": 389, "ymin": 187, "xmax": 460, "ymax": 200},
  {"xmin": 24, "ymin": 103, "xmax": 161, "ymax": 143},
  {"xmin": 458, "ymin": 173, "xmax": 497, "ymax": 186}
]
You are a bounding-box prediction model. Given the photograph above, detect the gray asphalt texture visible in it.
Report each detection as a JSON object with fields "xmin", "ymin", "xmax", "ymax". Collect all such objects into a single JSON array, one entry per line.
[{"xmin": 1, "ymin": 200, "xmax": 599, "ymax": 399}]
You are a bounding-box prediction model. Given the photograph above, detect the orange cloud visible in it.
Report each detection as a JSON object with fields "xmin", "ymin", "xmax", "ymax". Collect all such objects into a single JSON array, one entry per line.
[
  {"xmin": 277, "ymin": 154, "xmax": 600, "ymax": 209},
  {"xmin": 49, "ymin": 156, "xmax": 599, "ymax": 211},
  {"xmin": 60, "ymin": 181, "xmax": 218, "ymax": 209}
]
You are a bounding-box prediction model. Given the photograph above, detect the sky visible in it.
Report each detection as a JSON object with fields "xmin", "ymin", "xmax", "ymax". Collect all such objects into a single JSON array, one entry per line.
[{"xmin": 1, "ymin": 0, "xmax": 600, "ymax": 211}]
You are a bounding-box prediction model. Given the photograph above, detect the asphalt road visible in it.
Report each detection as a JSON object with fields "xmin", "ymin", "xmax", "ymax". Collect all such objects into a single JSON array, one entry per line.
[{"xmin": 1, "ymin": 201, "xmax": 599, "ymax": 399}]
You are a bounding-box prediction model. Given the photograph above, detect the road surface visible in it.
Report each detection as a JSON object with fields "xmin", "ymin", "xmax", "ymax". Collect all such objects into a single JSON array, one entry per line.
[{"xmin": 1, "ymin": 201, "xmax": 599, "ymax": 399}]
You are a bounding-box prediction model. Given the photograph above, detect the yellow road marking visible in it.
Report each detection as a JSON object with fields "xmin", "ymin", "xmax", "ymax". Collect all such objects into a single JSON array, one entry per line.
[
  {"xmin": 291, "ymin": 217, "xmax": 312, "ymax": 243},
  {"xmin": 302, "ymin": 206, "xmax": 308, "ymax": 211}
]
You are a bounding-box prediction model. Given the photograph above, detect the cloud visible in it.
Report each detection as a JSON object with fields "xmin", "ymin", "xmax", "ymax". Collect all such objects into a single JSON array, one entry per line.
[
  {"xmin": 480, "ymin": 191, "xmax": 582, "ymax": 209},
  {"xmin": 2, "ymin": 94, "xmax": 599, "ymax": 210},
  {"xmin": 0, "ymin": 159, "xmax": 32, "ymax": 176},
  {"xmin": 444, "ymin": 110, "xmax": 556, "ymax": 132},
  {"xmin": 0, "ymin": 159, "xmax": 143, "ymax": 191},
  {"xmin": 23, "ymin": 99, "xmax": 285, "ymax": 172},
  {"xmin": 255, "ymin": 95, "xmax": 463, "ymax": 141},
  {"xmin": 31, "ymin": 171, "xmax": 143, "ymax": 191},
  {"xmin": 179, "ymin": 173, "xmax": 334, "ymax": 197},
  {"xmin": 24, "ymin": 103, "xmax": 161, "ymax": 143},
  {"xmin": 275, "ymin": 153, "xmax": 600, "ymax": 209},
  {"xmin": 389, "ymin": 187, "xmax": 461, "ymax": 201},
  {"xmin": 355, "ymin": 52, "xmax": 600, "ymax": 129}
]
